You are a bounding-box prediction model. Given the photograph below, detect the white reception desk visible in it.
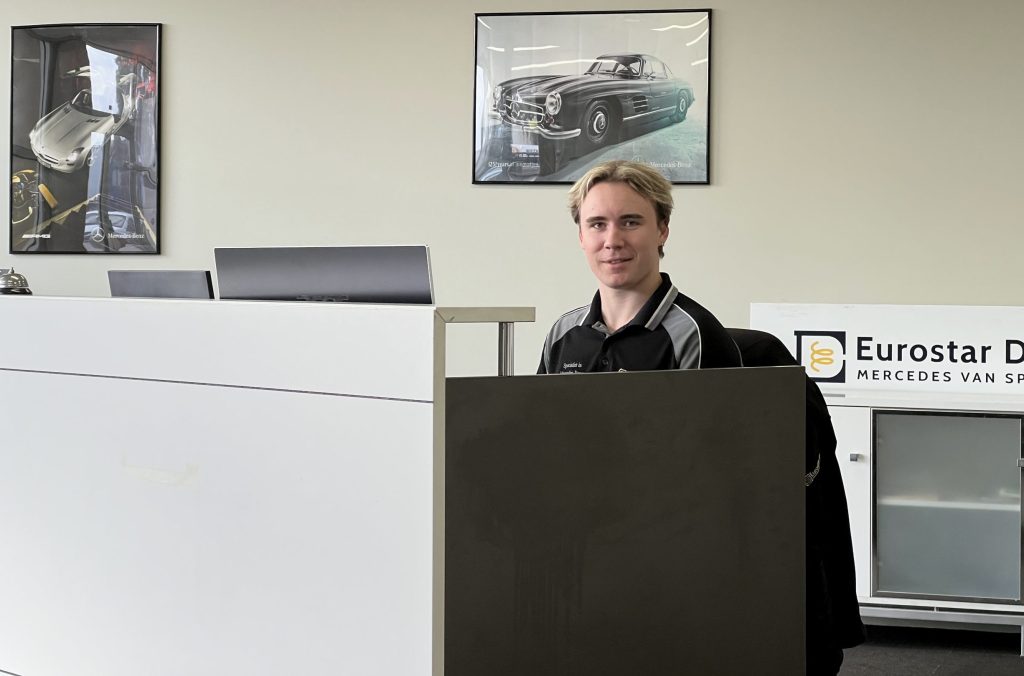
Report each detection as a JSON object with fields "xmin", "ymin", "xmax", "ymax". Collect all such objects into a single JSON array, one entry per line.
[{"xmin": 0, "ymin": 296, "xmax": 533, "ymax": 676}]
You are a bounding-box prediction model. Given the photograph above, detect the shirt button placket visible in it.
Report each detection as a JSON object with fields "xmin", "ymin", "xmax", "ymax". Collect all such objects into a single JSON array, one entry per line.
[{"xmin": 600, "ymin": 334, "xmax": 615, "ymax": 370}]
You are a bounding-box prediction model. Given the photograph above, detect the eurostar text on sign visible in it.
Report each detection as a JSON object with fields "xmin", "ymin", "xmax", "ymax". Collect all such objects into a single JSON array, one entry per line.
[{"xmin": 750, "ymin": 303, "xmax": 1024, "ymax": 393}]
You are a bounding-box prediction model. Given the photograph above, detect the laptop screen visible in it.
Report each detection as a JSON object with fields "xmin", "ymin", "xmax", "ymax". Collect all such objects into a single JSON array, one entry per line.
[
  {"xmin": 108, "ymin": 270, "xmax": 214, "ymax": 299},
  {"xmin": 214, "ymin": 246, "xmax": 433, "ymax": 304}
]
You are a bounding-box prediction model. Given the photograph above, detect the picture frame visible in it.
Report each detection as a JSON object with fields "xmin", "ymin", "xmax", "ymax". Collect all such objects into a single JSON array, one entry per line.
[
  {"xmin": 10, "ymin": 23, "xmax": 161, "ymax": 254},
  {"xmin": 473, "ymin": 9, "xmax": 711, "ymax": 185}
]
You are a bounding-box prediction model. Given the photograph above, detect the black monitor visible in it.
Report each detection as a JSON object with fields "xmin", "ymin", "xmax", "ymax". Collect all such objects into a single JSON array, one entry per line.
[
  {"xmin": 213, "ymin": 246, "xmax": 434, "ymax": 304},
  {"xmin": 108, "ymin": 270, "xmax": 215, "ymax": 299}
]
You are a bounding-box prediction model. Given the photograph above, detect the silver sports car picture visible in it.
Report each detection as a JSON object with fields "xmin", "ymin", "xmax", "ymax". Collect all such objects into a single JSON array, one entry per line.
[
  {"xmin": 29, "ymin": 74, "xmax": 136, "ymax": 173},
  {"xmin": 10, "ymin": 23, "xmax": 160, "ymax": 254}
]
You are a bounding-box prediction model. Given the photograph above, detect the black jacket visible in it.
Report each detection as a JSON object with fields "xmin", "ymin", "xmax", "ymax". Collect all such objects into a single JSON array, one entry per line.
[{"xmin": 729, "ymin": 328, "xmax": 866, "ymax": 653}]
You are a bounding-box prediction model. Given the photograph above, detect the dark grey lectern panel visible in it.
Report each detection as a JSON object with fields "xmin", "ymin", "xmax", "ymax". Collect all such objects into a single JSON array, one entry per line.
[{"xmin": 446, "ymin": 366, "xmax": 805, "ymax": 676}]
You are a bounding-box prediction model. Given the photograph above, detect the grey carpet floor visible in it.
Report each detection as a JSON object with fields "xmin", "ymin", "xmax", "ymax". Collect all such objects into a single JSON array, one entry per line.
[{"xmin": 840, "ymin": 625, "xmax": 1023, "ymax": 675}]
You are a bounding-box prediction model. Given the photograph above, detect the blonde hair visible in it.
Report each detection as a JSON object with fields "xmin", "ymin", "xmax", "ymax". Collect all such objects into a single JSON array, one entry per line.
[{"xmin": 567, "ymin": 160, "xmax": 673, "ymax": 257}]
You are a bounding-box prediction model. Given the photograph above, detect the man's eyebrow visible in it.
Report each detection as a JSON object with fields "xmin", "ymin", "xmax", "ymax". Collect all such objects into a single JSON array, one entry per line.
[{"xmin": 583, "ymin": 213, "xmax": 646, "ymax": 223}]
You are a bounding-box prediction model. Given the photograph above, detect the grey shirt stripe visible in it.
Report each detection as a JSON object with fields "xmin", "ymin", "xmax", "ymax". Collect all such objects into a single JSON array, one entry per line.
[
  {"xmin": 661, "ymin": 304, "xmax": 703, "ymax": 369},
  {"xmin": 645, "ymin": 285, "xmax": 679, "ymax": 330},
  {"xmin": 542, "ymin": 305, "xmax": 588, "ymax": 371}
]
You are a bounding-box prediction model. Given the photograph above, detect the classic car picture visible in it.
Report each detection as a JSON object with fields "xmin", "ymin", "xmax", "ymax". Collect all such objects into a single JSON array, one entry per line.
[
  {"xmin": 474, "ymin": 11, "xmax": 710, "ymax": 184},
  {"xmin": 490, "ymin": 53, "xmax": 693, "ymax": 168},
  {"xmin": 10, "ymin": 24, "xmax": 160, "ymax": 254}
]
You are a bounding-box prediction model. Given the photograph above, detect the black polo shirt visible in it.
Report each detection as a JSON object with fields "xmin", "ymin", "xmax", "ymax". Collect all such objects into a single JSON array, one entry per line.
[{"xmin": 538, "ymin": 274, "xmax": 742, "ymax": 373}]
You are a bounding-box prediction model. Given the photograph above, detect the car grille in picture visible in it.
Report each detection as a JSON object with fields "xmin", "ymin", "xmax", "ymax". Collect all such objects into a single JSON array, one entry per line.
[
  {"xmin": 632, "ymin": 95, "xmax": 649, "ymax": 114},
  {"xmin": 502, "ymin": 96, "xmax": 543, "ymax": 123}
]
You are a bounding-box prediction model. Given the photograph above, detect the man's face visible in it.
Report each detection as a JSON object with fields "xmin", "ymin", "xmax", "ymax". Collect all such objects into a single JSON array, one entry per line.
[{"xmin": 578, "ymin": 181, "xmax": 668, "ymax": 293}]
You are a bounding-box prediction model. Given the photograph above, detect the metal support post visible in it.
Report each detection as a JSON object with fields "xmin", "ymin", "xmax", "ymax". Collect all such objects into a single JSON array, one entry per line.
[{"xmin": 498, "ymin": 322, "xmax": 514, "ymax": 376}]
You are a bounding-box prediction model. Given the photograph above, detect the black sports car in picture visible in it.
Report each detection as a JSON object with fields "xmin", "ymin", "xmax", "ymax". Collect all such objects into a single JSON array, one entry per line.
[{"xmin": 488, "ymin": 54, "xmax": 693, "ymax": 173}]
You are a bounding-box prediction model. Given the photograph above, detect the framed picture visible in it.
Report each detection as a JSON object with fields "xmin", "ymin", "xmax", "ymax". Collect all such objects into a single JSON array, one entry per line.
[
  {"xmin": 474, "ymin": 9, "xmax": 710, "ymax": 185},
  {"xmin": 10, "ymin": 23, "xmax": 160, "ymax": 254}
]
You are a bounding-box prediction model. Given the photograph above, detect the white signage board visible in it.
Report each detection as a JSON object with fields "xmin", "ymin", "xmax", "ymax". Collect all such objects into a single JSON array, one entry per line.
[{"xmin": 751, "ymin": 303, "xmax": 1024, "ymax": 393}]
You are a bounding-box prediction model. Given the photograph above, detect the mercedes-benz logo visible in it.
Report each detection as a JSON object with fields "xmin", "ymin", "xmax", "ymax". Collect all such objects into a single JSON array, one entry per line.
[{"xmin": 91, "ymin": 229, "xmax": 106, "ymax": 243}]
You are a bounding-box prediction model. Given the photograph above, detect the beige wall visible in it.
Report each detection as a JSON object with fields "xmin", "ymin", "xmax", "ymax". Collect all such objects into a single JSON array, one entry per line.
[{"xmin": 2, "ymin": 1, "xmax": 1022, "ymax": 375}]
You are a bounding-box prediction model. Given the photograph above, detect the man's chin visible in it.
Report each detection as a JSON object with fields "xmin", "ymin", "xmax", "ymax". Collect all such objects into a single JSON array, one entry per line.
[
  {"xmin": 593, "ymin": 268, "xmax": 663, "ymax": 294},
  {"xmin": 597, "ymin": 275, "xmax": 636, "ymax": 291}
]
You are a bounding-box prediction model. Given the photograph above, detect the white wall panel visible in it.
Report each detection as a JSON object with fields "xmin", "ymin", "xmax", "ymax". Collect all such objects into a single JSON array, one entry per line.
[
  {"xmin": 0, "ymin": 368, "xmax": 433, "ymax": 676},
  {"xmin": 0, "ymin": 296, "xmax": 437, "ymax": 402}
]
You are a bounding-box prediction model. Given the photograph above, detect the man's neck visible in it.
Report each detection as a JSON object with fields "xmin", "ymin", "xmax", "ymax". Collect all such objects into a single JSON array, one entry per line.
[{"xmin": 598, "ymin": 273, "xmax": 663, "ymax": 333}]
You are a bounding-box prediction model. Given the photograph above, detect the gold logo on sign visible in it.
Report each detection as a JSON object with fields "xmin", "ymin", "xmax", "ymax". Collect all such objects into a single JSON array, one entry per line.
[{"xmin": 809, "ymin": 340, "xmax": 835, "ymax": 373}]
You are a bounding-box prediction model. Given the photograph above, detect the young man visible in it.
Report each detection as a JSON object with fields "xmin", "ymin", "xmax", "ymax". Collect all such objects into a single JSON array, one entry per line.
[
  {"xmin": 538, "ymin": 159, "xmax": 863, "ymax": 675},
  {"xmin": 539, "ymin": 160, "xmax": 742, "ymax": 373}
]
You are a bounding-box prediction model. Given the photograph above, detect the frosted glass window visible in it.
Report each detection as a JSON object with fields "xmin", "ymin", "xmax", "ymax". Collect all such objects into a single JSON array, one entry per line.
[{"xmin": 874, "ymin": 412, "xmax": 1021, "ymax": 601}]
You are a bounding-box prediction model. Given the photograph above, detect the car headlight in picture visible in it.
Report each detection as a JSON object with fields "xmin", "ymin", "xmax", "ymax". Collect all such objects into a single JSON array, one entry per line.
[{"xmin": 544, "ymin": 92, "xmax": 562, "ymax": 116}]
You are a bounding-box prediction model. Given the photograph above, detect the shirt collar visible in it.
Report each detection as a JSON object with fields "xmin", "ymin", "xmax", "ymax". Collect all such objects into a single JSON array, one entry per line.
[{"xmin": 580, "ymin": 273, "xmax": 679, "ymax": 333}]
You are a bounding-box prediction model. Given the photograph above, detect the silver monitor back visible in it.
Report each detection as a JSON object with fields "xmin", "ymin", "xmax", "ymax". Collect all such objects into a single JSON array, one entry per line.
[
  {"xmin": 108, "ymin": 270, "xmax": 214, "ymax": 299},
  {"xmin": 214, "ymin": 245, "xmax": 434, "ymax": 304}
]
